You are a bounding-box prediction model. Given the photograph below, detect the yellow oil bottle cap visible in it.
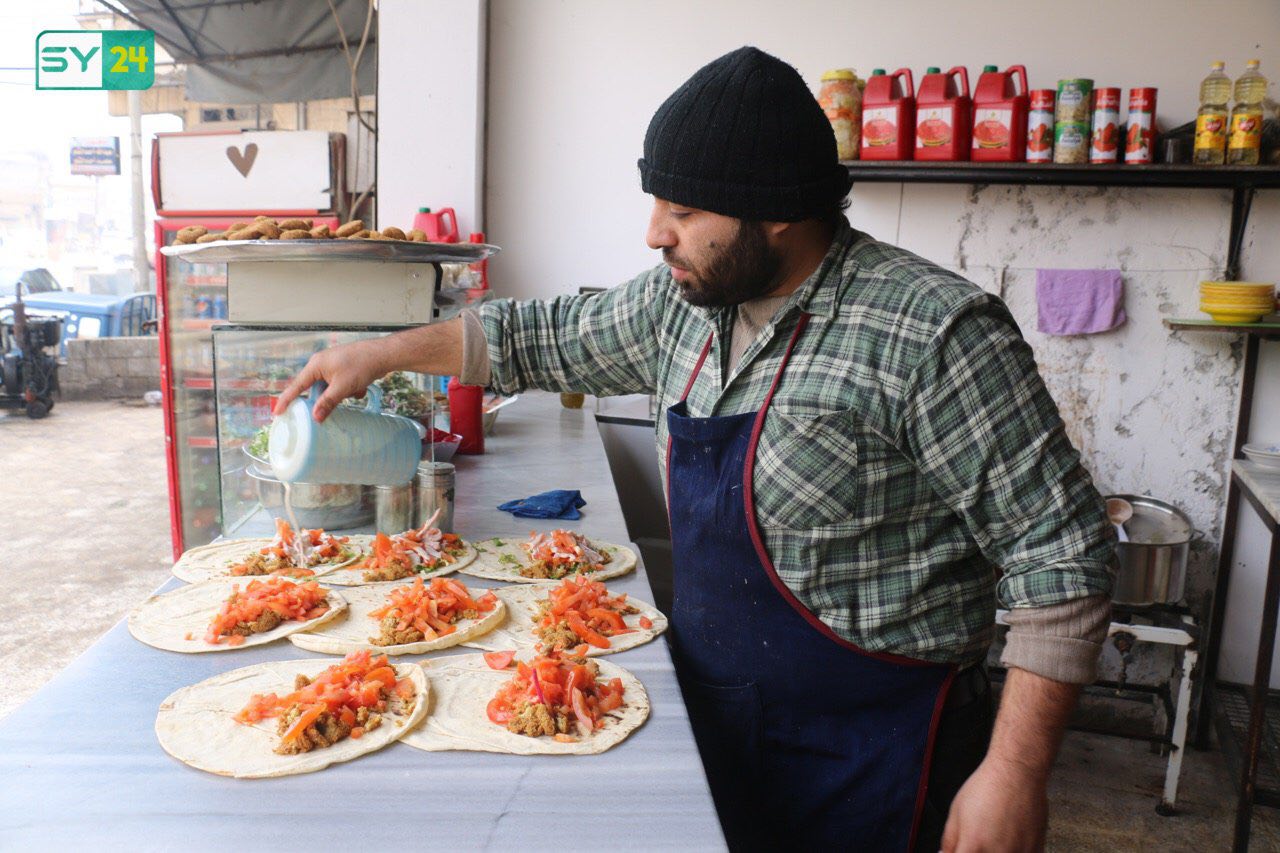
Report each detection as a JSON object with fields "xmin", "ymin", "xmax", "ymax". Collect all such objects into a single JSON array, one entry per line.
[{"xmin": 822, "ymin": 69, "xmax": 856, "ymax": 81}]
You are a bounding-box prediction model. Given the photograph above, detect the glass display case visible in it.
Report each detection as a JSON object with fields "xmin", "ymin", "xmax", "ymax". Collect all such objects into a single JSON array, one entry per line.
[
  {"xmin": 158, "ymin": 238, "xmax": 497, "ymax": 547},
  {"xmin": 155, "ymin": 217, "xmax": 340, "ymax": 557},
  {"xmin": 210, "ymin": 327, "xmax": 393, "ymax": 538}
]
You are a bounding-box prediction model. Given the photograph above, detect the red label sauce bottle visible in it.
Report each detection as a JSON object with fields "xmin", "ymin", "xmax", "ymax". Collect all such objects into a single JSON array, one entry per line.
[
  {"xmin": 860, "ymin": 68, "xmax": 916, "ymax": 161},
  {"xmin": 971, "ymin": 64, "xmax": 1029, "ymax": 161},
  {"xmin": 915, "ymin": 66, "xmax": 972, "ymax": 161}
]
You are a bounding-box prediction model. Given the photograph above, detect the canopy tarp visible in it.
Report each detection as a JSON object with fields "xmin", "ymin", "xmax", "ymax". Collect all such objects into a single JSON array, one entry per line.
[{"xmin": 104, "ymin": 0, "xmax": 375, "ymax": 104}]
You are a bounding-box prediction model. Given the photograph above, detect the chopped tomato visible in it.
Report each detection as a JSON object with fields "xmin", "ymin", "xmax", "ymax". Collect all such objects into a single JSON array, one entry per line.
[
  {"xmin": 486, "ymin": 697, "xmax": 513, "ymax": 724},
  {"xmin": 280, "ymin": 703, "xmax": 324, "ymax": 744},
  {"xmin": 638, "ymin": 616, "xmax": 653, "ymax": 630},
  {"xmin": 367, "ymin": 576, "xmax": 495, "ymax": 642},
  {"xmin": 205, "ymin": 576, "xmax": 329, "ymax": 644},
  {"xmin": 484, "ymin": 651, "xmax": 516, "ymax": 670},
  {"xmin": 486, "ymin": 652, "xmax": 626, "ymax": 738}
]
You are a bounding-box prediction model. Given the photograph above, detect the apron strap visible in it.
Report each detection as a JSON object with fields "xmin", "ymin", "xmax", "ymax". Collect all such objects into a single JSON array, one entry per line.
[{"xmin": 680, "ymin": 333, "xmax": 715, "ymax": 403}]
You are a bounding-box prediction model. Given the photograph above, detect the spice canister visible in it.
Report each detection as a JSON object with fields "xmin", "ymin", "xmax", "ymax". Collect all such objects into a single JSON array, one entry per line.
[
  {"xmin": 374, "ymin": 483, "xmax": 414, "ymax": 534},
  {"xmin": 1124, "ymin": 87, "xmax": 1158, "ymax": 164},
  {"xmin": 1026, "ymin": 89, "xmax": 1055, "ymax": 163},
  {"xmin": 1089, "ymin": 88, "xmax": 1122, "ymax": 163},
  {"xmin": 1055, "ymin": 78, "xmax": 1093, "ymax": 124},
  {"xmin": 1054, "ymin": 122, "xmax": 1089, "ymax": 164},
  {"xmin": 415, "ymin": 462, "xmax": 456, "ymax": 533}
]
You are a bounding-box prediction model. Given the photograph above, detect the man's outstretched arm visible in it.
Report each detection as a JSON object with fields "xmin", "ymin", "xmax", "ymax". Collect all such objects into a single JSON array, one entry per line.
[
  {"xmin": 274, "ymin": 318, "xmax": 465, "ymax": 422},
  {"xmin": 942, "ymin": 666, "xmax": 1078, "ymax": 852}
]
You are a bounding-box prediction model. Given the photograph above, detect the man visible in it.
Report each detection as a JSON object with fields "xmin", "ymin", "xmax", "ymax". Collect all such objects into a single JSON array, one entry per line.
[{"xmin": 276, "ymin": 47, "xmax": 1113, "ymax": 852}]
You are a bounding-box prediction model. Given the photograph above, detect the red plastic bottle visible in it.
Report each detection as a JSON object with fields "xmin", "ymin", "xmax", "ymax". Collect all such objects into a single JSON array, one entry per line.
[
  {"xmin": 411, "ymin": 207, "xmax": 460, "ymax": 243},
  {"xmin": 915, "ymin": 66, "xmax": 972, "ymax": 161},
  {"xmin": 971, "ymin": 64, "xmax": 1029, "ymax": 161},
  {"xmin": 447, "ymin": 377, "xmax": 485, "ymax": 455},
  {"xmin": 860, "ymin": 68, "xmax": 916, "ymax": 160}
]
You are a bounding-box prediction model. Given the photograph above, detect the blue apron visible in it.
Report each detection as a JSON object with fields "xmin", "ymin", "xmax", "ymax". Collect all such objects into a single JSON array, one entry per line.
[{"xmin": 666, "ymin": 313, "xmax": 956, "ymax": 852}]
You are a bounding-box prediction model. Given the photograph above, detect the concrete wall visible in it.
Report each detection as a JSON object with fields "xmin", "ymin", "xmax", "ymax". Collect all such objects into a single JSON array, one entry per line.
[{"xmin": 60, "ymin": 336, "xmax": 159, "ymax": 400}]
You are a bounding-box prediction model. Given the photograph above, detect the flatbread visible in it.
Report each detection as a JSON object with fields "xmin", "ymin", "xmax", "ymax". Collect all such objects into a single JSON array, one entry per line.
[
  {"xmin": 172, "ymin": 536, "xmax": 363, "ymax": 584},
  {"xmin": 465, "ymin": 537, "xmax": 636, "ymax": 584},
  {"xmin": 156, "ymin": 658, "xmax": 427, "ymax": 778},
  {"xmin": 401, "ymin": 654, "xmax": 648, "ymax": 756},
  {"xmin": 463, "ymin": 583, "xmax": 667, "ymax": 657},
  {"xmin": 129, "ymin": 577, "xmax": 347, "ymax": 653},
  {"xmin": 289, "ymin": 581, "xmax": 505, "ymax": 655},
  {"xmin": 318, "ymin": 534, "xmax": 478, "ymax": 586}
]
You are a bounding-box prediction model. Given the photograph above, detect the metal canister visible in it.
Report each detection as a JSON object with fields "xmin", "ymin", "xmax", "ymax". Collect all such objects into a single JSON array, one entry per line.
[
  {"xmin": 1089, "ymin": 88, "xmax": 1122, "ymax": 163},
  {"xmin": 415, "ymin": 462, "xmax": 455, "ymax": 533},
  {"xmin": 1055, "ymin": 78, "xmax": 1093, "ymax": 124},
  {"xmin": 1026, "ymin": 89, "xmax": 1055, "ymax": 162},
  {"xmin": 1053, "ymin": 122, "xmax": 1089, "ymax": 164},
  {"xmin": 1124, "ymin": 87, "xmax": 1158, "ymax": 164},
  {"xmin": 374, "ymin": 482, "xmax": 414, "ymax": 533}
]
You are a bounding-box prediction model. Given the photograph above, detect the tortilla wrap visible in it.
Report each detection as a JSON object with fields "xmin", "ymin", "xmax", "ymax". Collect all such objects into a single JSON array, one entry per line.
[
  {"xmin": 155, "ymin": 658, "xmax": 427, "ymax": 778},
  {"xmin": 289, "ymin": 581, "xmax": 505, "ymax": 655},
  {"xmin": 129, "ymin": 577, "xmax": 347, "ymax": 653},
  {"xmin": 317, "ymin": 534, "xmax": 477, "ymax": 586},
  {"xmin": 171, "ymin": 536, "xmax": 362, "ymax": 584},
  {"xmin": 401, "ymin": 654, "xmax": 648, "ymax": 756},
  {"xmin": 465, "ymin": 538, "xmax": 636, "ymax": 584},
  {"xmin": 462, "ymin": 583, "xmax": 667, "ymax": 657}
]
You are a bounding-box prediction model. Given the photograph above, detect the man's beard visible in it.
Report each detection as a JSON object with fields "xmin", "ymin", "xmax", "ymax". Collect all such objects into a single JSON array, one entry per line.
[{"xmin": 666, "ymin": 221, "xmax": 781, "ymax": 308}]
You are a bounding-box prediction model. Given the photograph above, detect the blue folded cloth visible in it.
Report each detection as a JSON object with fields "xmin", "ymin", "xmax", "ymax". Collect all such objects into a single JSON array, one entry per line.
[{"xmin": 497, "ymin": 489, "xmax": 586, "ymax": 520}]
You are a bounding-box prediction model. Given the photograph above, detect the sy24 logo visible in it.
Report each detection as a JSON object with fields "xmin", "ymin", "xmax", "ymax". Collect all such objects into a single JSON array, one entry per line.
[{"xmin": 36, "ymin": 30, "xmax": 154, "ymax": 91}]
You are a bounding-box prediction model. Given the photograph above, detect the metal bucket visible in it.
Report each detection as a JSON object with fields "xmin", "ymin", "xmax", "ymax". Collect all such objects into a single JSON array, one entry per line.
[{"xmin": 1107, "ymin": 494, "xmax": 1199, "ymax": 606}]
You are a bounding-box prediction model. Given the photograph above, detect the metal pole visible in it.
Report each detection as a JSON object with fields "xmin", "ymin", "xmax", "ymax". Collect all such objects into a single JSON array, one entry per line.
[
  {"xmin": 128, "ymin": 89, "xmax": 148, "ymax": 294},
  {"xmin": 1233, "ymin": 527, "xmax": 1280, "ymax": 851}
]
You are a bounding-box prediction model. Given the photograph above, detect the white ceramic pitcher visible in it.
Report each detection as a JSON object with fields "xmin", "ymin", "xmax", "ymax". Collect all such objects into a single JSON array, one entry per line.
[{"xmin": 269, "ymin": 381, "xmax": 424, "ymax": 485}]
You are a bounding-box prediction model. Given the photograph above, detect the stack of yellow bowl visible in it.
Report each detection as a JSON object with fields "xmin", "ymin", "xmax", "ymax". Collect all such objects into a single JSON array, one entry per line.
[{"xmin": 1199, "ymin": 281, "xmax": 1276, "ymax": 323}]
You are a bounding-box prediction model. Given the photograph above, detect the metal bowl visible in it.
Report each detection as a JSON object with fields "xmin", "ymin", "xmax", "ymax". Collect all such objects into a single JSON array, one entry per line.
[{"xmin": 245, "ymin": 467, "xmax": 374, "ymax": 530}]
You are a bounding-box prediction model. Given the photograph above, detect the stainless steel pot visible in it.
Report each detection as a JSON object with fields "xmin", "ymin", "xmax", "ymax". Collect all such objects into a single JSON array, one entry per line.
[
  {"xmin": 245, "ymin": 467, "xmax": 373, "ymax": 530},
  {"xmin": 1107, "ymin": 494, "xmax": 1200, "ymax": 606}
]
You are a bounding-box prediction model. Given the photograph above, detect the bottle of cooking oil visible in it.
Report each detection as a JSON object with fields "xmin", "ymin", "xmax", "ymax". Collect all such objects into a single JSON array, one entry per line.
[
  {"xmin": 1228, "ymin": 59, "xmax": 1267, "ymax": 165},
  {"xmin": 1194, "ymin": 61, "xmax": 1231, "ymax": 165}
]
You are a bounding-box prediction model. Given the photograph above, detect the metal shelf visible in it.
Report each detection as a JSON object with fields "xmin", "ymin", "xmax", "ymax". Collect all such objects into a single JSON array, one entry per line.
[
  {"xmin": 1165, "ymin": 318, "xmax": 1280, "ymax": 338},
  {"xmin": 1214, "ymin": 683, "xmax": 1280, "ymax": 809},
  {"xmin": 843, "ymin": 161, "xmax": 1280, "ymax": 189},
  {"xmin": 845, "ymin": 161, "xmax": 1280, "ymax": 281}
]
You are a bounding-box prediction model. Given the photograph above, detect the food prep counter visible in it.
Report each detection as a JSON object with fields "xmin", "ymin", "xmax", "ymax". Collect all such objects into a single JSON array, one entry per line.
[{"xmin": 0, "ymin": 392, "xmax": 724, "ymax": 850}]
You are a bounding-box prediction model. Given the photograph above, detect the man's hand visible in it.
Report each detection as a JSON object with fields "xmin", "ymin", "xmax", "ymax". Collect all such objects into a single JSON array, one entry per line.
[
  {"xmin": 273, "ymin": 338, "xmax": 390, "ymax": 422},
  {"xmin": 941, "ymin": 755, "xmax": 1047, "ymax": 852},
  {"xmin": 941, "ymin": 666, "xmax": 1080, "ymax": 852},
  {"xmin": 272, "ymin": 318, "xmax": 466, "ymax": 422}
]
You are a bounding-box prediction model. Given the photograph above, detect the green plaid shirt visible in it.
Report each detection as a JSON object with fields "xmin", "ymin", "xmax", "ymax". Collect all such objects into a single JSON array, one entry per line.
[{"xmin": 479, "ymin": 220, "xmax": 1114, "ymax": 664}]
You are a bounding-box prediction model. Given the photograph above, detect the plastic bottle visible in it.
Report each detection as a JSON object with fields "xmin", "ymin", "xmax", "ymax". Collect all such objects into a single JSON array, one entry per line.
[
  {"xmin": 447, "ymin": 376, "xmax": 484, "ymax": 455},
  {"xmin": 1228, "ymin": 59, "xmax": 1267, "ymax": 166},
  {"xmin": 859, "ymin": 68, "xmax": 915, "ymax": 161},
  {"xmin": 915, "ymin": 66, "xmax": 971, "ymax": 161},
  {"xmin": 971, "ymin": 65, "xmax": 1028, "ymax": 162},
  {"xmin": 1194, "ymin": 61, "xmax": 1231, "ymax": 166}
]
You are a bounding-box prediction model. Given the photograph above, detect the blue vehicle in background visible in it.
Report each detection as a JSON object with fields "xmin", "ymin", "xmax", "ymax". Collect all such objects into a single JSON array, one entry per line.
[{"xmin": 0, "ymin": 266, "xmax": 156, "ymax": 356}]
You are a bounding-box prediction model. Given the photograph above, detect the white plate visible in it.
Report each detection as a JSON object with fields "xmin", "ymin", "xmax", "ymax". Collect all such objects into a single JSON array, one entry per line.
[{"xmin": 1243, "ymin": 445, "xmax": 1280, "ymax": 469}]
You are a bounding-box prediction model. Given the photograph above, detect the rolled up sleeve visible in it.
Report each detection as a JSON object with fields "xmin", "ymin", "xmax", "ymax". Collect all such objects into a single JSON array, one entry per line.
[
  {"xmin": 477, "ymin": 267, "xmax": 667, "ymax": 398},
  {"xmin": 900, "ymin": 298, "xmax": 1115, "ymax": 610}
]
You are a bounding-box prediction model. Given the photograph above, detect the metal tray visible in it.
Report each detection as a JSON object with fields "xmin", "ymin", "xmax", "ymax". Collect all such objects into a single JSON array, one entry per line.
[{"xmin": 161, "ymin": 239, "xmax": 498, "ymax": 264}]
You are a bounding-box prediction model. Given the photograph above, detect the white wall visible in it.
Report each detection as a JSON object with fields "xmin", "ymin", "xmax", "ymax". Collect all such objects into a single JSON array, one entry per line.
[
  {"xmin": 479, "ymin": 0, "xmax": 1280, "ymax": 687},
  {"xmin": 377, "ymin": 0, "xmax": 486, "ymax": 236}
]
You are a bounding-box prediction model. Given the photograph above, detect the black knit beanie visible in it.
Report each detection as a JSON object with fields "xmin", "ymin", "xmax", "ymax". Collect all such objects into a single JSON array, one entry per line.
[{"xmin": 638, "ymin": 46, "xmax": 853, "ymax": 222}]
